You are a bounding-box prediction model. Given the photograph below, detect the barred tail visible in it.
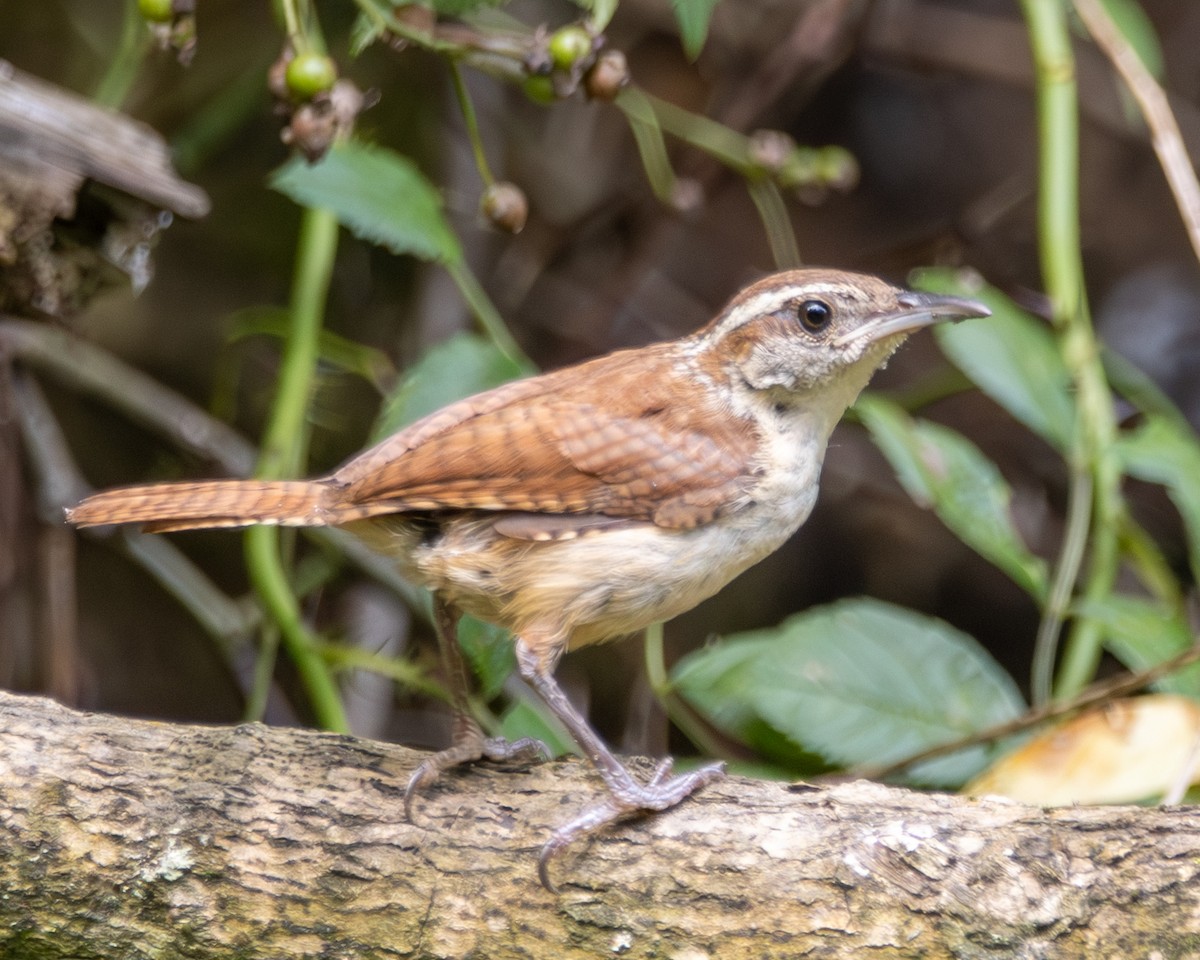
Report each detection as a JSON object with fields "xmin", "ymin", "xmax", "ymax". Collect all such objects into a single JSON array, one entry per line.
[{"xmin": 66, "ymin": 480, "xmax": 337, "ymax": 533}]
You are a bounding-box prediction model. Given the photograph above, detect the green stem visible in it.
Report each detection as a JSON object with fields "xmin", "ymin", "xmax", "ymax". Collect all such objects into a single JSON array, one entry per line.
[
  {"xmin": 1030, "ymin": 463, "xmax": 1091, "ymax": 705},
  {"xmin": 318, "ymin": 643, "xmax": 445, "ymax": 700},
  {"xmin": 445, "ymin": 259, "xmax": 531, "ymax": 368},
  {"xmin": 93, "ymin": 0, "xmax": 151, "ymax": 109},
  {"xmin": 1020, "ymin": 0, "xmax": 1123, "ymax": 702},
  {"xmin": 258, "ymin": 207, "xmax": 337, "ymax": 478},
  {"xmin": 450, "ymin": 62, "xmax": 496, "ymax": 188},
  {"xmin": 278, "ymin": 0, "xmax": 305, "ymax": 50},
  {"xmin": 643, "ymin": 623, "xmax": 728, "ymax": 760},
  {"xmin": 245, "ymin": 206, "xmax": 349, "ymax": 732},
  {"xmin": 246, "ymin": 528, "xmax": 348, "ymax": 729},
  {"xmin": 243, "ymin": 620, "xmax": 281, "ymax": 722}
]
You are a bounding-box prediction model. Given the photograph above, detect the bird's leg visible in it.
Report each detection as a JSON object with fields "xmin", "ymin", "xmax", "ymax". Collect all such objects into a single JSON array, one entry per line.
[
  {"xmin": 515, "ymin": 635, "xmax": 725, "ymax": 890},
  {"xmin": 404, "ymin": 595, "xmax": 547, "ymax": 819}
]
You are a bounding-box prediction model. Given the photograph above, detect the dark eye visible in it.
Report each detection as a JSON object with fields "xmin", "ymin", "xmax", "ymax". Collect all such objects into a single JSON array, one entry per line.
[{"xmin": 798, "ymin": 298, "xmax": 832, "ymax": 333}]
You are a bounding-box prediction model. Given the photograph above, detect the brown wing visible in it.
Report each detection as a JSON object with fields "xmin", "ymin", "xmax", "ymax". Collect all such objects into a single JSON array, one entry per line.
[{"xmin": 328, "ymin": 342, "xmax": 761, "ymax": 529}]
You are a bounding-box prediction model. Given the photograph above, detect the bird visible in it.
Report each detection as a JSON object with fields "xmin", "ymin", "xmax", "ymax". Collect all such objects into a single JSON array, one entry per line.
[{"xmin": 67, "ymin": 267, "xmax": 990, "ymax": 889}]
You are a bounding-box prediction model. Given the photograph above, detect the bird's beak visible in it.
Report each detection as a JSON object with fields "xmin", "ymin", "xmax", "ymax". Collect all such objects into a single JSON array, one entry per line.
[{"xmin": 836, "ymin": 290, "xmax": 991, "ymax": 347}]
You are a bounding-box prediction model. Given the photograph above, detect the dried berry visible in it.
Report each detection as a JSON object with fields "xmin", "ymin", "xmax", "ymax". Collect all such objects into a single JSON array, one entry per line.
[
  {"xmin": 480, "ymin": 182, "xmax": 529, "ymax": 234},
  {"xmin": 583, "ymin": 49, "xmax": 629, "ymax": 101}
]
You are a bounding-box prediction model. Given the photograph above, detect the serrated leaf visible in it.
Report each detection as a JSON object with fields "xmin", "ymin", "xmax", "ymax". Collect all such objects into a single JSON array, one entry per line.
[
  {"xmin": 857, "ymin": 395, "xmax": 1048, "ymax": 601},
  {"xmin": 371, "ymin": 332, "xmax": 531, "ymax": 441},
  {"xmin": 1074, "ymin": 595, "xmax": 1200, "ymax": 698},
  {"xmin": 750, "ymin": 599, "xmax": 1025, "ymax": 786},
  {"xmin": 913, "ymin": 268, "xmax": 1075, "ymax": 451},
  {"xmin": 270, "ymin": 141, "xmax": 462, "ymax": 264},
  {"xmin": 671, "ymin": 0, "xmax": 720, "ymax": 60},
  {"xmin": 1117, "ymin": 414, "xmax": 1200, "ymax": 584}
]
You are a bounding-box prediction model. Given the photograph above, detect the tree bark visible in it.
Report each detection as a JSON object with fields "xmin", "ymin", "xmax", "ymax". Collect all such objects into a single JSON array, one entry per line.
[{"xmin": 0, "ymin": 690, "xmax": 1195, "ymax": 959}]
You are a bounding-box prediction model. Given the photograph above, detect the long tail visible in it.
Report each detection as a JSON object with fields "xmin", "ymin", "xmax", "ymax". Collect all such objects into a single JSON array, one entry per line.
[{"xmin": 66, "ymin": 480, "xmax": 339, "ymax": 533}]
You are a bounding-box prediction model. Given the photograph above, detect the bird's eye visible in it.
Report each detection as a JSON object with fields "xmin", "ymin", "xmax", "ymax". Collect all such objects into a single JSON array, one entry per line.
[{"xmin": 797, "ymin": 299, "xmax": 833, "ymax": 333}]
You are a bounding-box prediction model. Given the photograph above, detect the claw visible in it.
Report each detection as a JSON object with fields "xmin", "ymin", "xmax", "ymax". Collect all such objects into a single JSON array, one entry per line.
[
  {"xmin": 404, "ymin": 734, "xmax": 551, "ymax": 824},
  {"xmin": 536, "ymin": 760, "xmax": 726, "ymax": 892}
]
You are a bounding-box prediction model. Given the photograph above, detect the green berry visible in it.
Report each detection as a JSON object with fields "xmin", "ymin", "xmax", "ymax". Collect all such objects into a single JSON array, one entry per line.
[
  {"xmin": 548, "ymin": 25, "xmax": 592, "ymax": 70},
  {"xmin": 137, "ymin": 0, "xmax": 174, "ymax": 23},
  {"xmin": 285, "ymin": 53, "xmax": 338, "ymax": 100},
  {"xmin": 522, "ymin": 74, "xmax": 558, "ymax": 105}
]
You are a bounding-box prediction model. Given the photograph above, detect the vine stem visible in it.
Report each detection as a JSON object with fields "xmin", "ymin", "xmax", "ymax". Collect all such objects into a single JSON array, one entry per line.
[
  {"xmin": 1019, "ymin": 0, "xmax": 1123, "ymax": 703},
  {"xmin": 245, "ymin": 206, "xmax": 350, "ymax": 732}
]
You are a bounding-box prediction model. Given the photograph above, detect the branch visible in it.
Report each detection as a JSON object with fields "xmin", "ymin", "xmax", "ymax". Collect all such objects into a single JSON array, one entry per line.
[
  {"xmin": 0, "ymin": 691, "xmax": 1195, "ymax": 958},
  {"xmin": 1073, "ymin": 0, "xmax": 1200, "ymax": 266}
]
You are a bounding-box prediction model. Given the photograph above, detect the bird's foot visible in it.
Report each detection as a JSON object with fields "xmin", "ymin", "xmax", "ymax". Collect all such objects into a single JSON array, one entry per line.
[
  {"xmin": 537, "ymin": 759, "xmax": 725, "ymax": 892},
  {"xmin": 404, "ymin": 733, "xmax": 549, "ymax": 822}
]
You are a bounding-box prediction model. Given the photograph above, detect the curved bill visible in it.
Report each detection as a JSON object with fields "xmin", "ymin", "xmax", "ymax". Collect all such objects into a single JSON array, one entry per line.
[{"xmin": 835, "ymin": 290, "xmax": 991, "ymax": 347}]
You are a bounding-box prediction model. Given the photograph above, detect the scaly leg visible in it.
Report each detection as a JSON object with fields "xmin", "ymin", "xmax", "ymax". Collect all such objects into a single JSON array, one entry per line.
[
  {"xmin": 404, "ymin": 595, "xmax": 547, "ymax": 820},
  {"xmin": 515, "ymin": 635, "xmax": 725, "ymax": 891}
]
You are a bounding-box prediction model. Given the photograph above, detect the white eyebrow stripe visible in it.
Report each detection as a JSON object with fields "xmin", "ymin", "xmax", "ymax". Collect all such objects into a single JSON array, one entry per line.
[{"xmin": 709, "ymin": 282, "xmax": 852, "ymax": 337}]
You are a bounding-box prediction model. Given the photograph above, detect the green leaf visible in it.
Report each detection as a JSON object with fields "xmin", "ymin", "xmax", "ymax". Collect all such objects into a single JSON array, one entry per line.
[
  {"xmin": 1075, "ymin": 595, "xmax": 1200, "ymax": 698},
  {"xmin": 671, "ymin": 0, "xmax": 720, "ymax": 60},
  {"xmin": 1117, "ymin": 414, "xmax": 1200, "ymax": 583},
  {"xmin": 856, "ymin": 395, "xmax": 1048, "ymax": 600},
  {"xmin": 913, "ymin": 268, "xmax": 1075, "ymax": 451},
  {"xmin": 1095, "ymin": 0, "xmax": 1164, "ymax": 79},
  {"xmin": 456, "ymin": 615, "xmax": 517, "ymax": 701},
  {"xmin": 615, "ymin": 88, "xmax": 679, "ymax": 205},
  {"xmin": 270, "ymin": 141, "xmax": 462, "ymax": 264},
  {"xmin": 498, "ymin": 699, "xmax": 575, "ymax": 759},
  {"xmin": 349, "ymin": 14, "xmax": 385, "ymax": 56},
  {"xmin": 371, "ymin": 332, "xmax": 531, "ymax": 441},
  {"xmin": 671, "ymin": 635, "xmax": 830, "ymax": 773},
  {"xmin": 676, "ymin": 599, "xmax": 1025, "ymax": 787}
]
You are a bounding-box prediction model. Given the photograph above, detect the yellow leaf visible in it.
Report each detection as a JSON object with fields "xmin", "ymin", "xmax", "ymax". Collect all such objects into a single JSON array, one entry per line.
[{"xmin": 964, "ymin": 695, "xmax": 1200, "ymax": 805}]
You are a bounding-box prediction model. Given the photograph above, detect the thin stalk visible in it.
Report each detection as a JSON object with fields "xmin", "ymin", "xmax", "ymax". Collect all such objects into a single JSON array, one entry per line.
[
  {"xmin": 245, "ymin": 206, "xmax": 349, "ymax": 732},
  {"xmin": 1030, "ymin": 465, "xmax": 1091, "ymax": 705},
  {"xmin": 450, "ymin": 62, "xmax": 496, "ymax": 187},
  {"xmin": 1019, "ymin": 0, "xmax": 1123, "ymax": 702},
  {"xmin": 93, "ymin": 0, "xmax": 151, "ymax": 109},
  {"xmin": 1073, "ymin": 0, "xmax": 1200, "ymax": 266},
  {"xmin": 278, "ymin": 0, "xmax": 304, "ymax": 50},
  {"xmin": 643, "ymin": 623, "xmax": 728, "ymax": 761},
  {"xmin": 445, "ymin": 259, "xmax": 531, "ymax": 368}
]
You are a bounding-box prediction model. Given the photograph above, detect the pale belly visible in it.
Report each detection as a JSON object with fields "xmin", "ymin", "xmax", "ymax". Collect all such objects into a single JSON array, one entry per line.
[{"xmin": 351, "ymin": 481, "xmax": 819, "ymax": 651}]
